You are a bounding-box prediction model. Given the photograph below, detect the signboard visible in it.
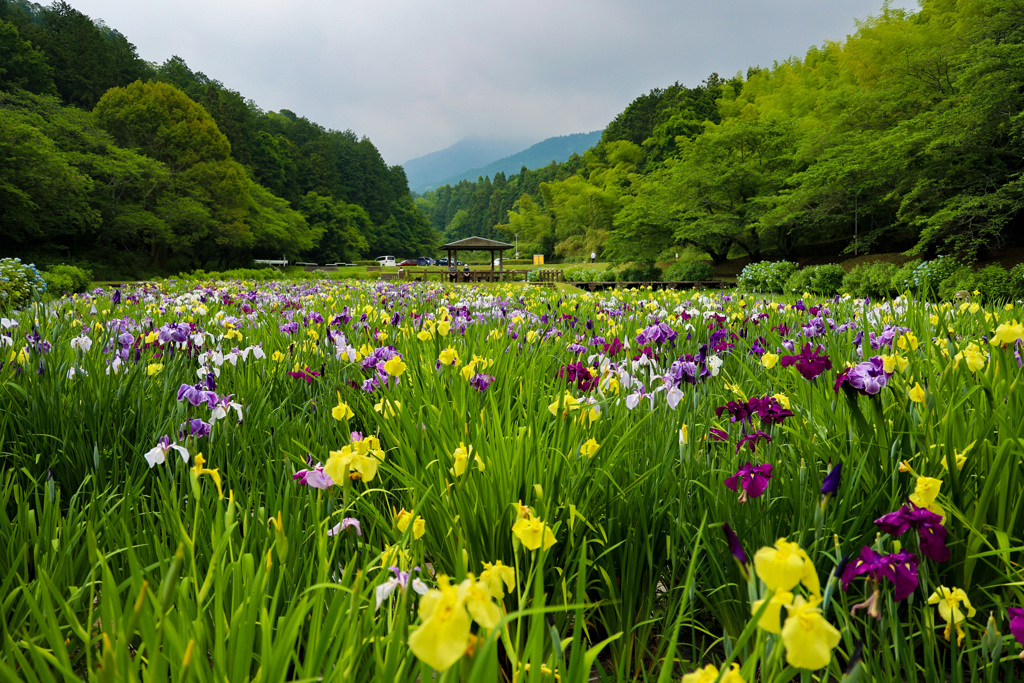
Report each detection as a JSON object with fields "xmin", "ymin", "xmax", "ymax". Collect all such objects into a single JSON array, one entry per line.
[{"xmin": 533, "ymin": 254, "xmax": 545, "ymax": 265}]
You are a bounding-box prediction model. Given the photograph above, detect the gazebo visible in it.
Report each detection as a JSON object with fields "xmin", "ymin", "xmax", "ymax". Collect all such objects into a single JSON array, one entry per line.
[{"xmin": 440, "ymin": 236, "xmax": 514, "ymax": 276}]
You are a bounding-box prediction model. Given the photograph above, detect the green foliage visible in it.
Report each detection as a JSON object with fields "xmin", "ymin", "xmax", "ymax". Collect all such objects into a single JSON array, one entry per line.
[
  {"xmin": 841, "ymin": 262, "xmax": 899, "ymax": 298},
  {"xmin": 810, "ymin": 264, "xmax": 846, "ymax": 296},
  {"xmin": 664, "ymin": 258, "xmax": 714, "ymax": 281},
  {"xmin": 0, "ymin": 257, "xmax": 45, "ymax": 311},
  {"xmin": 0, "ymin": 19, "xmax": 55, "ymax": 94},
  {"xmin": 783, "ymin": 265, "xmax": 817, "ymax": 295},
  {"xmin": 890, "ymin": 259, "xmax": 923, "ymax": 294},
  {"xmin": 41, "ymin": 263, "xmax": 91, "ymax": 295},
  {"xmin": 618, "ymin": 261, "xmax": 662, "ymax": 282},
  {"xmin": 939, "ymin": 264, "xmax": 1015, "ymax": 304},
  {"xmin": 1010, "ymin": 263, "xmax": 1024, "ymax": 299},
  {"xmin": 737, "ymin": 260, "xmax": 798, "ymax": 293}
]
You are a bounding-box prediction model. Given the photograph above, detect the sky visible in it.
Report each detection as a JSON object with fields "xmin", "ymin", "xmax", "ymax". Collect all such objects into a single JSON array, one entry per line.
[{"xmin": 69, "ymin": 0, "xmax": 919, "ymax": 166}]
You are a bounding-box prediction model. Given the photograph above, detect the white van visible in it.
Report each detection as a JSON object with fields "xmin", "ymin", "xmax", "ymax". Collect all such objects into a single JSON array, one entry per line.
[{"xmin": 375, "ymin": 255, "xmax": 397, "ymax": 268}]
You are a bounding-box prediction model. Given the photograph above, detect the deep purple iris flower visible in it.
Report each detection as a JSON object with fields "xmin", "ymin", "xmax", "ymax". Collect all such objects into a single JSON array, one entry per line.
[
  {"xmin": 821, "ymin": 463, "xmax": 843, "ymax": 496},
  {"xmin": 287, "ymin": 366, "xmax": 321, "ymax": 383},
  {"xmin": 469, "ymin": 373, "xmax": 495, "ymax": 392},
  {"xmin": 1008, "ymin": 608, "xmax": 1024, "ymax": 649},
  {"xmin": 280, "ymin": 322, "xmax": 299, "ymax": 334},
  {"xmin": 841, "ymin": 547, "xmax": 919, "ymax": 605},
  {"xmin": 725, "ymin": 462, "xmax": 773, "ymax": 502},
  {"xmin": 835, "ymin": 356, "xmax": 891, "ymax": 396},
  {"xmin": 720, "ymin": 395, "xmax": 793, "ymax": 426},
  {"xmin": 875, "ymin": 504, "xmax": 950, "ymax": 563},
  {"xmin": 602, "ymin": 337, "xmax": 624, "ymax": 357},
  {"xmin": 721, "ymin": 523, "xmax": 748, "ymax": 566},
  {"xmin": 735, "ymin": 431, "xmax": 772, "ymax": 454},
  {"xmin": 779, "ymin": 343, "xmax": 833, "ymax": 380},
  {"xmin": 709, "ymin": 428, "xmax": 730, "ymax": 442}
]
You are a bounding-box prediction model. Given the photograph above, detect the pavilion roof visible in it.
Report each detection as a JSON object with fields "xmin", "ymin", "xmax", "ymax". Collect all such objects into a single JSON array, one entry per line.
[{"xmin": 440, "ymin": 236, "xmax": 514, "ymax": 250}]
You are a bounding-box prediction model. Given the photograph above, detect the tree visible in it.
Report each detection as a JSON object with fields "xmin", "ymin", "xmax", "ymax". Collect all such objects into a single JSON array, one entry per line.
[
  {"xmin": 297, "ymin": 191, "xmax": 369, "ymax": 263},
  {"xmin": 0, "ymin": 20, "xmax": 55, "ymax": 95}
]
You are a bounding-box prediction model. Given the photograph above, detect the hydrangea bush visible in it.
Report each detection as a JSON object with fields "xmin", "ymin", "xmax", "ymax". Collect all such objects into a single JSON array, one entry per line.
[{"xmin": 0, "ymin": 257, "xmax": 46, "ymax": 312}]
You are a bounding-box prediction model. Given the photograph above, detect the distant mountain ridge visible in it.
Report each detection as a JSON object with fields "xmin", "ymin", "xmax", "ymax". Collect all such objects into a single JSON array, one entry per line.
[
  {"xmin": 404, "ymin": 131, "xmax": 604, "ymax": 193},
  {"xmin": 401, "ymin": 138, "xmax": 532, "ymax": 194},
  {"xmin": 434, "ymin": 130, "xmax": 604, "ymax": 190}
]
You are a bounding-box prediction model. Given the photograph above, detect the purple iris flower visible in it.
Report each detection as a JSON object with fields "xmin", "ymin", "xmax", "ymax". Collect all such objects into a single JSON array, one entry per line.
[
  {"xmin": 602, "ymin": 337, "xmax": 624, "ymax": 357},
  {"xmin": 111, "ymin": 288, "xmax": 122, "ymax": 305},
  {"xmin": 158, "ymin": 323, "xmax": 189, "ymax": 344},
  {"xmin": 875, "ymin": 504, "xmax": 950, "ymax": 562},
  {"xmin": 841, "ymin": 547, "xmax": 919, "ymax": 606},
  {"xmin": 779, "ymin": 343, "xmax": 833, "ymax": 380},
  {"xmin": 286, "ymin": 367, "xmax": 320, "ymax": 383},
  {"xmin": 716, "ymin": 400, "xmax": 754, "ymax": 425},
  {"xmin": 469, "ymin": 373, "xmax": 495, "ymax": 392},
  {"xmin": 735, "ymin": 431, "xmax": 772, "ymax": 454},
  {"xmin": 722, "ymin": 523, "xmax": 748, "ymax": 565},
  {"xmin": 293, "ymin": 463, "xmax": 334, "ymax": 489},
  {"xmin": 821, "ymin": 463, "xmax": 843, "ymax": 496},
  {"xmin": 725, "ymin": 462, "xmax": 773, "ymax": 502},
  {"xmin": 280, "ymin": 322, "xmax": 299, "ymax": 334},
  {"xmin": 835, "ymin": 356, "xmax": 890, "ymax": 396},
  {"xmin": 709, "ymin": 428, "xmax": 730, "ymax": 442},
  {"xmin": 1009, "ymin": 608, "xmax": 1024, "ymax": 649},
  {"xmin": 180, "ymin": 418, "xmax": 212, "ymax": 439},
  {"xmin": 177, "ymin": 383, "xmax": 218, "ymax": 408}
]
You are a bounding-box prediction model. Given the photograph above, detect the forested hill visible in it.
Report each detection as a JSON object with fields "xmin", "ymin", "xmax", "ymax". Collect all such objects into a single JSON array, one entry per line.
[
  {"xmin": 0, "ymin": 0, "xmax": 435, "ymax": 278},
  {"xmin": 423, "ymin": 0, "xmax": 1024, "ymax": 266},
  {"xmin": 427, "ymin": 131, "xmax": 605, "ymax": 193}
]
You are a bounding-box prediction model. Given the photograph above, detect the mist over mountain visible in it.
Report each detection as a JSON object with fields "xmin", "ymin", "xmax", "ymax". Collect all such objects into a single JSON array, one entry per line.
[
  {"xmin": 401, "ymin": 138, "xmax": 532, "ymax": 194},
  {"xmin": 404, "ymin": 131, "xmax": 603, "ymax": 193}
]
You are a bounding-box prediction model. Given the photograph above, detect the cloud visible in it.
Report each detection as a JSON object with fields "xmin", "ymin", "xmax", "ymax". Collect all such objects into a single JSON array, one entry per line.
[{"xmin": 70, "ymin": 0, "xmax": 919, "ymax": 164}]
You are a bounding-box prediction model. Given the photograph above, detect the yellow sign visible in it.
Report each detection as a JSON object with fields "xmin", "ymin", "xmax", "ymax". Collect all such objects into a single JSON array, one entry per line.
[{"xmin": 533, "ymin": 254, "xmax": 545, "ymax": 265}]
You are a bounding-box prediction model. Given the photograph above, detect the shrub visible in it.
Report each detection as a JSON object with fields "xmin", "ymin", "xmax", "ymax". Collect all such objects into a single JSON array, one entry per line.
[
  {"xmin": 598, "ymin": 268, "xmax": 618, "ymax": 282},
  {"xmin": 937, "ymin": 266, "xmax": 977, "ymax": 302},
  {"xmin": 784, "ymin": 266, "xmax": 818, "ymax": 295},
  {"xmin": 974, "ymin": 265, "xmax": 1014, "ymax": 303},
  {"xmin": 737, "ymin": 261, "xmax": 798, "ymax": 293},
  {"xmin": 909, "ymin": 256, "xmax": 961, "ymax": 297},
  {"xmin": 619, "ymin": 261, "xmax": 662, "ymax": 282},
  {"xmin": 811, "ymin": 264, "xmax": 846, "ymax": 296},
  {"xmin": 889, "ymin": 259, "xmax": 922, "ymax": 294},
  {"xmin": 43, "ymin": 264, "xmax": 92, "ymax": 295},
  {"xmin": 1010, "ymin": 263, "xmax": 1024, "ymax": 299},
  {"xmin": 564, "ymin": 267, "xmax": 600, "ymax": 283},
  {"xmin": 664, "ymin": 259, "xmax": 714, "ymax": 282},
  {"xmin": 0, "ymin": 258, "xmax": 46, "ymax": 312},
  {"xmin": 842, "ymin": 262, "xmax": 899, "ymax": 298}
]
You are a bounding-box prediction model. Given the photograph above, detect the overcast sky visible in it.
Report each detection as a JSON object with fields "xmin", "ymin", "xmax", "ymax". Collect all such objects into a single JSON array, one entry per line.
[{"xmin": 69, "ymin": 0, "xmax": 919, "ymax": 166}]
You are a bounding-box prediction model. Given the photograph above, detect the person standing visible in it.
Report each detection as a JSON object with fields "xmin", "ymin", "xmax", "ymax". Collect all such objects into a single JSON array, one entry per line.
[{"xmin": 591, "ymin": 251, "xmax": 596, "ymax": 263}]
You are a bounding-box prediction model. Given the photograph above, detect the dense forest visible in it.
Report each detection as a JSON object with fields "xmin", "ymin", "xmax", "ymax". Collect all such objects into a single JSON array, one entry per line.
[
  {"xmin": 0, "ymin": 0, "xmax": 435, "ymax": 277},
  {"xmin": 422, "ymin": 0, "xmax": 1024, "ymax": 265}
]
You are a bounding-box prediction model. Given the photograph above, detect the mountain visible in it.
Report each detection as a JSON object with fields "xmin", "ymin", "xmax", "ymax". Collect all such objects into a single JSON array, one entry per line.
[
  {"xmin": 401, "ymin": 137, "xmax": 532, "ymax": 194},
  {"xmin": 404, "ymin": 131, "xmax": 604, "ymax": 193},
  {"xmin": 431, "ymin": 130, "xmax": 604, "ymax": 191}
]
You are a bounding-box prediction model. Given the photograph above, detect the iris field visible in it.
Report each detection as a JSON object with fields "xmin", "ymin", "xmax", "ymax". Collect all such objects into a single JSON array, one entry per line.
[{"xmin": 2, "ymin": 278, "xmax": 1024, "ymax": 682}]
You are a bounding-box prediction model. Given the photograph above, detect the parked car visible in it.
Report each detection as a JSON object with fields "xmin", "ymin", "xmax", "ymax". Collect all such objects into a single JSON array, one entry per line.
[
  {"xmin": 398, "ymin": 259, "xmax": 417, "ymax": 267},
  {"xmin": 416, "ymin": 257, "xmax": 435, "ymax": 266},
  {"xmin": 437, "ymin": 258, "xmax": 449, "ymax": 266},
  {"xmin": 375, "ymin": 255, "xmax": 396, "ymax": 267},
  {"xmin": 493, "ymin": 258, "xmax": 504, "ymax": 266}
]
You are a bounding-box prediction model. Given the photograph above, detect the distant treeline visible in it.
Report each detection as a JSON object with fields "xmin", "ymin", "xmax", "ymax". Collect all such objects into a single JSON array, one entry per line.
[
  {"xmin": 421, "ymin": 0, "xmax": 1024, "ymax": 265},
  {"xmin": 0, "ymin": 0, "xmax": 434, "ymax": 278}
]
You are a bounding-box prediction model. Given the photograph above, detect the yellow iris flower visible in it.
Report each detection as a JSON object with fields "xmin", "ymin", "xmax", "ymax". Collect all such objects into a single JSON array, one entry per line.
[
  {"xmin": 407, "ymin": 575, "xmax": 502, "ymax": 671},
  {"xmin": 780, "ymin": 596, "xmax": 841, "ymax": 670},
  {"xmin": 512, "ymin": 516, "xmax": 557, "ymax": 551}
]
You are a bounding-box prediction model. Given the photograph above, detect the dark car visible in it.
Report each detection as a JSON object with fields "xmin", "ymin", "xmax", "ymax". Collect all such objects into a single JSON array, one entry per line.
[
  {"xmin": 437, "ymin": 258, "xmax": 449, "ymax": 266},
  {"xmin": 398, "ymin": 259, "xmax": 417, "ymax": 267},
  {"xmin": 416, "ymin": 257, "xmax": 435, "ymax": 266}
]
